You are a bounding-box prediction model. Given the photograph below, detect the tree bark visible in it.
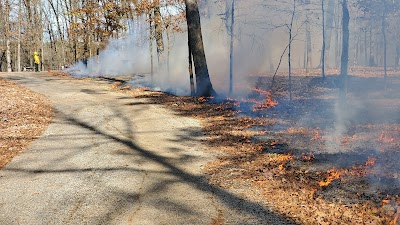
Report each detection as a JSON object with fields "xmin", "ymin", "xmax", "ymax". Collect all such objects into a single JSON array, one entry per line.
[
  {"xmin": 321, "ymin": 0, "xmax": 325, "ymax": 78},
  {"xmin": 381, "ymin": 10, "xmax": 387, "ymax": 81},
  {"xmin": 340, "ymin": 0, "xmax": 349, "ymax": 99},
  {"xmin": 335, "ymin": 1, "xmax": 341, "ymax": 69},
  {"xmin": 5, "ymin": 0, "xmax": 12, "ymax": 72},
  {"xmin": 149, "ymin": 12, "xmax": 154, "ymax": 84},
  {"xmin": 305, "ymin": 10, "xmax": 312, "ymax": 73},
  {"xmin": 288, "ymin": 0, "xmax": 296, "ymax": 101},
  {"xmin": 17, "ymin": 0, "xmax": 22, "ymax": 72},
  {"xmin": 228, "ymin": 0, "xmax": 234, "ymax": 95},
  {"xmin": 188, "ymin": 29, "xmax": 195, "ymax": 96},
  {"xmin": 185, "ymin": 0, "xmax": 216, "ymax": 97},
  {"xmin": 153, "ymin": 0, "xmax": 165, "ymax": 62}
]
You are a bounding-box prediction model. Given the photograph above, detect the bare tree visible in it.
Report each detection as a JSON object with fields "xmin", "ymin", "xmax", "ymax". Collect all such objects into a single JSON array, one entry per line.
[
  {"xmin": 304, "ymin": 0, "xmax": 312, "ymax": 74},
  {"xmin": 339, "ymin": 0, "xmax": 349, "ymax": 101},
  {"xmin": 288, "ymin": 0, "xmax": 296, "ymax": 101},
  {"xmin": 226, "ymin": 0, "xmax": 235, "ymax": 95},
  {"xmin": 321, "ymin": 0, "xmax": 325, "ymax": 78}
]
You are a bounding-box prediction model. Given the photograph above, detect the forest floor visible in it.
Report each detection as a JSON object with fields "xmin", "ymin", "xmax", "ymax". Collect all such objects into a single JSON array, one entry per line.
[
  {"xmin": 0, "ymin": 78, "xmax": 53, "ymax": 168},
  {"xmin": 88, "ymin": 67, "xmax": 399, "ymax": 225},
  {"xmin": 1, "ymin": 68, "xmax": 399, "ymax": 224}
]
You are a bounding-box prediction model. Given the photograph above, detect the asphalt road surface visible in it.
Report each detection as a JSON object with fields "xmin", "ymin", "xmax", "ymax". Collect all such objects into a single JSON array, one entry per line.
[{"xmin": 0, "ymin": 72, "xmax": 295, "ymax": 225}]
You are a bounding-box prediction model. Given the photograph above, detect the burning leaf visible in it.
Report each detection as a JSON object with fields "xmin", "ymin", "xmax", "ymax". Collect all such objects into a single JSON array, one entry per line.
[
  {"xmin": 377, "ymin": 131, "xmax": 395, "ymax": 144},
  {"xmin": 365, "ymin": 157, "xmax": 376, "ymax": 167},
  {"xmin": 389, "ymin": 209, "xmax": 399, "ymax": 225},
  {"xmin": 301, "ymin": 152, "xmax": 315, "ymax": 162},
  {"xmin": 310, "ymin": 129, "xmax": 322, "ymax": 141},
  {"xmin": 198, "ymin": 96, "xmax": 207, "ymax": 102},
  {"xmin": 319, "ymin": 168, "xmax": 342, "ymax": 188}
]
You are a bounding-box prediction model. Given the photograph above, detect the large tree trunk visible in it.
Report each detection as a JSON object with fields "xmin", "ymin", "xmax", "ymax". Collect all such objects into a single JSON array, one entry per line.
[
  {"xmin": 153, "ymin": 0, "xmax": 165, "ymax": 64},
  {"xmin": 185, "ymin": 0, "xmax": 216, "ymax": 97},
  {"xmin": 188, "ymin": 29, "xmax": 195, "ymax": 96},
  {"xmin": 6, "ymin": 39, "xmax": 12, "ymax": 72}
]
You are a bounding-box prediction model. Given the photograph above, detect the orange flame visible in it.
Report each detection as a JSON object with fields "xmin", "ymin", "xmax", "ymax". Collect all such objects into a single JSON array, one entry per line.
[
  {"xmin": 198, "ymin": 96, "xmax": 207, "ymax": 102},
  {"xmin": 365, "ymin": 157, "xmax": 376, "ymax": 167},
  {"xmin": 390, "ymin": 210, "xmax": 399, "ymax": 225},
  {"xmin": 251, "ymin": 88, "xmax": 278, "ymax": 111},
  {"xmin": 301, "ymin": 152, "xmax": 315, "ymax": 162},
  {"xmin": 377, "ymin": 131, "xmax": 395, "ymax": 144},
  {"xmin": 319, "ymin": 168, "xmax": 343, "ymax": 187},
  {"xmin": 311, "ymin": 129, "xmax": 322, "ymax": 141}
]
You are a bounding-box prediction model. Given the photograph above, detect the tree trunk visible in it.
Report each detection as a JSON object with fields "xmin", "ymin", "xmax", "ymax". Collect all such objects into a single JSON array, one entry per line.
[
  {"xmin": 335, "ymin": 1, "xmax": 341, "ymax": 69},
  {"xmin": 320, "ymin": 0, "xmax": 334, "ymax": 69},
  {"xmin": 188, "ymin": 29, "xmax": 195, "ymax": 96},
  {"xmin": 185, "ymin": 0, "xmax": 216, "ymax": 96},
  {"xmin": 228, "ymin": 0, "xmax": 235, "ymax": 95},
  {"xmin": 369, "ymin": 27, "xmax": 373, "ymax": 66},
  {"xmin": 149, "ymin": 12, "xmax": 154, "ymax": 84},
  {"xmin": 17, "ymin": 0, "xmax": 22, "ymax": 72},
  {"xmin": 5, "ymin": 0, "xmax": 12, "ymax": 72},
  {"xmin": 395, "ymin": 41, "xmax": 400, "ymax": 69},
  {"xmin": 321, "ymin": 0, "xmax": 325, "ymax": 78},
  {"xmin": 305, "ymin": 16, "xmax": 312, "ymax": 73},
  {"xmin": 6, "ymin": 39, "xmax": 11, "ymax": 72},
  {"xmin": 288, "ymin": 0, "xmax": 296, "ymax": 101},
  {"xmin": 364, "ymin": 29, "xmax": 368, "ymax": 67},
  {"xmin": 381, "ymin": 11, "xmax": 387, "ymax": 81},
  {"xmin": 153, "ymin": 0, "xmax": 165, "ymax": 64},
  {"xmin": 340, "ymin": 0, "xmax": 349, "ymax": 99}
]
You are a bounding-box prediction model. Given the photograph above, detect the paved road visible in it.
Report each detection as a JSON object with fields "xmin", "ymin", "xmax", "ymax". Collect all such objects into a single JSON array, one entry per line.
[{"xmin": 0, "ymin": 72, "xmax": 295, "ymax": 225}]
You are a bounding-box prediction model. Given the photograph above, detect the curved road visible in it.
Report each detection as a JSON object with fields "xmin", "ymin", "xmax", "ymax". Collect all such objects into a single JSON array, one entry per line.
[{"xmin": 0, "ymin": 72, "xmax": 295, "ymax": 225}]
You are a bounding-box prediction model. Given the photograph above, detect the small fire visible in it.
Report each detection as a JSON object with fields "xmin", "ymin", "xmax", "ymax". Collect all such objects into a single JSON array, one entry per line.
[
  {"xmin": 271, "ymin": 154, "xmax": 293, "ymax": 171},
  {"xmin": 198, "ymin": 96, "xmax": 207, "ymax": 102},
  {"xmin": 310, "ymin": 129, "xmax": 322, "ymax": 141},
  {"xmin": 377, "ymin": 131, "xmax": 395, "ymax": 144},
  {"xmin": 251, "ymin": 88, "xmax": 278, "ymax": 111},
  {"xmin": 319, "ymin": 168, "xmax": 343, "ymax": 187},
  {"xmin": 390, "ymin": 210, "xmax": 399, "ymax": 225},
  {"xmin": 301, "ymin": 152, "xmax": 315, "ymax": 162},
  {"xmin": 365, "ymin": 157, "xmax": 376, "ymax": 167},
  {"xmin": 274, "ymin": 154, "xmax": 293, "ymax": 163},
  {"xmin": 319, "ymin": 157, "xmax": 377, "ymax": 187}
]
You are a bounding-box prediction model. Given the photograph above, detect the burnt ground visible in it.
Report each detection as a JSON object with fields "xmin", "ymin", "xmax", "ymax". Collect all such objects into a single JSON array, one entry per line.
[
  {"xmin": 3, "ymin": 69, "xmax": 399, "ymax": 224},
  {"xmin": 91, "ymin": 67, "xmax": 399, "ymax": 225}
]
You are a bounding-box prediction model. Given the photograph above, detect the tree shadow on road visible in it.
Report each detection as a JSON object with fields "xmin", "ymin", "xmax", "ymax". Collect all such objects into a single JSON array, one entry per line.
[
  {"xmin": 3, "ymin": 108, "xmax": 298, "ymax": 224},
  {"xmin": 62, "ymin": 114, "xmax": 298, "ymax": 224}
]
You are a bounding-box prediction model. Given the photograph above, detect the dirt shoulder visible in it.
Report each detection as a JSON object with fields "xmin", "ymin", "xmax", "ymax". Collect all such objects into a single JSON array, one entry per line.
[{"xmin": 0, "ymin": 78, "xmax": 53, "ymax": 168}]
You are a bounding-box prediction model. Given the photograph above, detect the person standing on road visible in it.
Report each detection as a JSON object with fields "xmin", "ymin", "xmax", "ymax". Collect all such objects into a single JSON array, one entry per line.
[{"xmin": 34, "ymin": 52, "xmax": 41, "ymax": 72}]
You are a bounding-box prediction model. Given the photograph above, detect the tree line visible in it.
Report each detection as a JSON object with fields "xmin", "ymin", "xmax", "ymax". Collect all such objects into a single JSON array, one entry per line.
[{"xmin": 1, "ymin": 0, "xmax": 399, "ymax": 96}]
